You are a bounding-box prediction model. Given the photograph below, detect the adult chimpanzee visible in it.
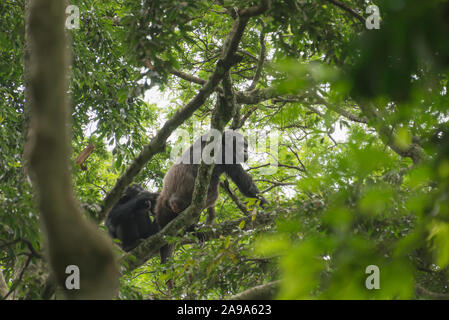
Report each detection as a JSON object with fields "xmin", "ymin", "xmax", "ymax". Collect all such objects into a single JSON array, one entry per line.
[
  {"xmin": 155, "ymin": 130, "xmax": 267, "ymax": 262},
  {"xmin": 105, "ymin": 184, "xmax": 160, "ymax": 252}
]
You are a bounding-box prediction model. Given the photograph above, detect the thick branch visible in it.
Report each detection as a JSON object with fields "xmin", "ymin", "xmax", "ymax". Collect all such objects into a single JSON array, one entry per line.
[
  {"xmin": 222, "ymin": 72, "xmax": 238, "ymax": 126},
  {"xmin": 170, "ymin": 68, "xmax": 206, "ymax": 86},
  {"xmin": 239, "ymin": 0, "xmax": 271, "ymax": 18},
  {"xmin": 236, "ymin": 87, "xmax": 279, "ymax": 104},
  {"xmin": 328, "ymin": 104, "xmax": 367, "ymax": 123},
  {"xmin": 121, "ymin": 204, "xmax": 277, "ymax": 270},
  {"xmin": 0, "ymin": 270, "xmax": 10, "ymax": 300},
  {"xmin": 26, "ymin": 0, "xmax": 118, "ymax": 299},
  {"xmin": 205, "ymin": 211, "xmax": 275, "ymax": 239},
  {"xmin": 247, "ymin": 20, "xmax": 266, "ymax": 91},
  {"xmin": 416, "ymin": 285, "xmax": 449, "ymax": 300},
  {"xmin": 169, "ymin": 207, "xmax": 277, "ymax": 246},
  {"xmin": 205, "ymin": 207, "xmax": 216, "ymax": 225},
  {"xmin": 220, "ymin": 179, "xmax": 249, "ymax": 215},
  {"xmin": 221, "ymin": 70, "xmax": 243, "ymax": 130},
  {"xmin": 230, "ymin": 280, "xmax": 281, "ymax": 300}
]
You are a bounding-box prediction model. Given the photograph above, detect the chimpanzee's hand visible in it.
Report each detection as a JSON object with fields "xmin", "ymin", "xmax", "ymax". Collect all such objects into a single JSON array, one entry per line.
[{"xmin": 134, "ymin": 192, "xmax": 153, "ymax": 209}]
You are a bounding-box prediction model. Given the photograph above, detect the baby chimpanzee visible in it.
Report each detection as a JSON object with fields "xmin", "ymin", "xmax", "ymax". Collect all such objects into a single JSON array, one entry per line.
[{"xmin": 105, "ymin": 184, "xmax": 160, "ymax": 251}]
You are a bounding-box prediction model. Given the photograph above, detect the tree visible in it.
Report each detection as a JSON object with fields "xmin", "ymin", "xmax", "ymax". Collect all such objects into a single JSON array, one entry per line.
[
  {"xmin": 24, "ymin": 0, "xmax": 119, "ymax": 299},
  {"xmin": 1, "ymin": 0, "xmax": 449, "ymax": 300}
]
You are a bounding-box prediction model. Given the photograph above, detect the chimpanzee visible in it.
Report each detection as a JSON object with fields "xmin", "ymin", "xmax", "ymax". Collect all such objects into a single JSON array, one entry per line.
[
  {"xmin": 155, "ymin": 130, "xmax": 267, "ymax": 262},
  {"xmin": 105, "ymin": 184, "xmax": 160, "ymax": 252}
]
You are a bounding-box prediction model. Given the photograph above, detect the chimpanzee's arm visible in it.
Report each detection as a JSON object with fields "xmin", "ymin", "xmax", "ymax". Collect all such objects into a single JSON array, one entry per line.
[{"xmin": 225, "ymin": 164, "xmax": 260, "ymax": 198}]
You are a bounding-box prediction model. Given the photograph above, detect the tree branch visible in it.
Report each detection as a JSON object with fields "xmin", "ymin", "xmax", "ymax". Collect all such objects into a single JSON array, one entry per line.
[
  {"xmin": 170, "ymin": 68, "xmax": 281, "ymax": 106},
  {"xmin": 121, "ymin": 203, "xmax": 277, "ymax": 270},
  {"xmin": 416, "ymin": 284, "xmax": 449, "ymax": 300},
  {"xmin": 0, "ymin": 270, "xmax": 10, "ymax": 300},
  {"xmin": 187, "ymin": 210, "xmax": 277, "ymax": 243},
  {"xmin": 236, "ymin": 87, "xmax": 279, "ymax": 105},
  {"xmin": 220, "ymin": 179, "xmax": 249, "ymax": 215},
  {"xmin": 230, "ymin": 280, "xmax": 281, "ymax": 300},
  {"xmin": 239, "ymin": 0, "xmax": 271, "ymax": 18},
  {"xmin": 247, "ymin": 20, "xmax": 266, "ymax": 91},
  {"xmin": 25, "ymin": 0, "xmax": 119, "ymax": 299},
  {"xmin": 170, "ymin": 68, "xmax": 207, "ymax": 86}
]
